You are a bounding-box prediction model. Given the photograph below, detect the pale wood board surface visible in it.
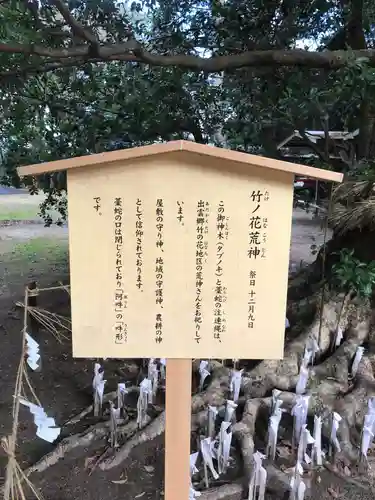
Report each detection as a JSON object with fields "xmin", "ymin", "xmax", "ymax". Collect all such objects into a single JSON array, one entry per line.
[
  {"xmin": 165, "ymin": 359, "xmax": 192, "ymax": 500},
  {"xmin": 67, "ymin": 153, "xmax": 293, "ymax": 360}
]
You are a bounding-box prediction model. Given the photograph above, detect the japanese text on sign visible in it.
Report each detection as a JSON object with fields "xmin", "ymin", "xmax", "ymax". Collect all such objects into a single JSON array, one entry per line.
[
  {"xmin": 248, "ymin": 190, "xmax": 270, "ymax": 260},
  {"xmin": 136, "ymin": 198, "xmax": 144, "ymax": 291},
  {"xmin": 155, "ymin": 199, "xmax": 164, "ymax": 344},
  {"xmin": 108, "ymin": 191, "xmax": 272, "ymax": 346},
  {"xmin": 113, "ymin": 197, "xmax": 128, "ymax": 344}
]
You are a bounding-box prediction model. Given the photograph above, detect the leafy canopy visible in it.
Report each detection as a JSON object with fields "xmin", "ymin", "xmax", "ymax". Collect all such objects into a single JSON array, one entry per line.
[{"xmin": 1, "ymin": 1, "xmax": 375, "ymax": 222}]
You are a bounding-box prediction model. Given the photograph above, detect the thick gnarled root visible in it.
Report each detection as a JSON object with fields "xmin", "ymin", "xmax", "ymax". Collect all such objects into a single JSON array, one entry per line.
[
  {"xmin": 242, "ymin": 295, "xmax": 370, "ymax": 398},
  {"xmin": 24, "ymin": 417, "xmax": 140, "ymax": 477},
  {"xmin": 99, "ymin": 412, "xmax": 165, "ymax": 470},
  {"xmin": 22, "ymin": 293, "xmax": 375, "ymax": 500}
]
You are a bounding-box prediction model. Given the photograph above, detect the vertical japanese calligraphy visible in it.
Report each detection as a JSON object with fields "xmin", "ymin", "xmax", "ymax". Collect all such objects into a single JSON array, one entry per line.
[
  {"xmin": 136, "ymin": 199, "xmax": 144, "ymax": 291},
  {"xmin": 93, "ymin": 196, "xmax": 101, "ymax": 214},
  {"xmin": 262, "ymin": 215, "xmax": 268, "ymax": 258},
  {"xmin": 108, "ymin": 192, "xmax": 272, "ymax": 347},
  {"xmin": 113, "ymin": 197, "xmax": 128, "ymax": 344},
  {"xmin": 248, "ymin": 189, "xmax": 270, "ymax": 260},
  {"xmin": 194, "ymin": 200, "xmax": 208, "ymax": 343},
  {"xmin": 248, "ymin": 271, "xmax": 256, "ymax": 329},
  {"xmin": 261, "ymin": 190, "xmax": 270, "ymax": 258},
  {"xmin": 155, "ymin": 199, "xmax": 164, "ymax": 344},
  {"xmin": 214, "ymin": 201, "xmax": 227, "ymax": 343},
  {"xmin": 177, "ymin": 201, "xmax": 184, "ymax": 225}
]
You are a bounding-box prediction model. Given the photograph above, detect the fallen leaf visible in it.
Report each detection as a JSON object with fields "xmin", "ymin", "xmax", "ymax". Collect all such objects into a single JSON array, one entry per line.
[
  {"xmin": 111, "ymin": 479, "xmax": 128, "ymax": 484},
  {"xmin": 84, "ymin": 457, "xmax": 96, "ymax": 469},
  {"xmin": 283, "ymin": 466, "xmax": 296, "ymax": 475},
  {"xmin": 327, "ymin": 487, "xmax": 339, "ymax": 498},
  {"xmin": 343, "ymin": 466, "xmax": 351, "ymax": 476},
  {"xmin": 280, "ymin": 440, "xmax": 292, "ymax": 448},
  {"xmin": 144, "ymin": 465, "xmax": 155, "ymax": 473},
  {"xmin": 277, "ymin": 445, "xmax": 292, "ymax": 460}
]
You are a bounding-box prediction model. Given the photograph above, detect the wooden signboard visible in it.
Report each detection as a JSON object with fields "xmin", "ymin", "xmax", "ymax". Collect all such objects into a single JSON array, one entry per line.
[{"xmin": 18, "ymin": 140, "xmax": 343, "ymax": 500}]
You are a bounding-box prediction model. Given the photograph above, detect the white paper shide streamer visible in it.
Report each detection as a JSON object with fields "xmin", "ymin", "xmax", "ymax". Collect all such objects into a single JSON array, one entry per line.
[
  {"xmin": 248, "ymin": 451, "xmax": 267, "ymax": 500},
  {"xmin": 25, "ymin": 332, "xmax": 41, "ymax": 371},
  {"xmin": 292, "ymin": 395, "xmax": 309, "ymax": 446},
  {"xmin": 200, "ymin": 437, "xmax": 219, "ymax": 480},
  {"xmin": 225, "ymin": 399, "xmax": 238, "ymax": 423},
  {"xmin": 330, "ymin": 412, "xmax": 342, "ymax": 453},
  {"xmin": 93, "ymin": 363, "xmax": 106, "ymax": 416},
  {"xmin": 230, "ymin": 369, "xmax": 243, "ymax": 403},
  {"xmin": 352, "ymin": 346, "xmax": 365, "ymax": 378},
  {"xmin": 109, "ymin": 401, "xmax": 121, "ymax": 448},
  {"xmin": 361, "ymin": 397, "xmax": 375, "ymax": 459},
  {"xmin": 289, "ymin": 462, "xmax": 306, "ymax": 500},
  {"xmin": 159, "ymin": 358, "xmax": 166, "ymax": 381},
  {"xmin": 207, "ymin": 405, "xmax": 218, "ymax": 438},
  {"xmin": 189, "ymin": 452, "xmax": 201, "ymax": 499},
  {"xmin": 217, "ymin": 421, "xmax": 232, "ymax": 474},
  {"xmin": 271, "ymin": 389, "xmax": 281, "ymax": 411},
  {"xmin": 311, "ymin": 416, "xmax": 324, "ymax": 466},
  {"xmin": 189, "ymin": 486, "xmax": 201, "ymax": 499},
  {"xmin": 306, "ymin": 336, "xmax": 319, "ymax": 365},
  {"xmin": 19, "ymin": 397, "xmax": 61, "ymax": 443},
  {"xmin": 296, "ymin": 349, "xmax": 311, "ymax": 395},
  {"xmin": 266, "ymin": 394, "xmax": 284, "ymax": 460},
  {"xmin": 335, "ymin": 327, "xmax": 344, "ymax": 348},
  {"xmin": 117, "ymin": 382, "xmax": 128, "ymax": 417},
  {"xmin": 148, "ymin": 358, "xmax": 159, "ymax": 403},
  {"xmin": 199, "ymin": 361, "xmax": 211, "ymax": 391},
  {"xmin": 297, "ymin": 424, "xmax": 315, "ymax": 465},
  {"xmin": 137, "ymin": 377, "xmax": 152, "ymax": 428}
]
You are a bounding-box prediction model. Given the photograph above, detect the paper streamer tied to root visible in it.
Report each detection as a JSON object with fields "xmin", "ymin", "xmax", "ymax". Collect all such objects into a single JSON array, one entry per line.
[
  {"xmin": 361, "ymin": 397, "xmax": 375, "ymax": 458},
  {"xmin": 248, "ymin": 451, "xmax": 267, "ymax": 500},
  {"xmin": 200, "ymin": 437, "xmax": 219, "ymax": 480},
  {"xmin": 230, "ymin": 369, "xmax": 243, "ymax": 403}
]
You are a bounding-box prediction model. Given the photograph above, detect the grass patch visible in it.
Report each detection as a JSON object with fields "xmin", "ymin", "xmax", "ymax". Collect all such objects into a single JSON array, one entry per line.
[
  {"xmin": 3, "ymin": 237, "xmax": 69, "ymax": 265},
  {"xmin": 0, "ymin": 206, "xmax": 40, "ymax": 221},
  {"xmin": 10, "ymin": 237, "xmax": 68, "ymax": 264},
  {"xmin": 0, "ymin": 194, "xmax": 41, "ymax": 221},
  {"xmin": 0, "ymin": 193, "xmax": 60, "ymax": 222},
  {"xmin": 0, "ymin": 237, "xmax": 69, "ymax": 293}
]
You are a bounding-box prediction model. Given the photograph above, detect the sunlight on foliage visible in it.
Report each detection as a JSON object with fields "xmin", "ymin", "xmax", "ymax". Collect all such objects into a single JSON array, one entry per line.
[{"xmin": 332, "ymin": 248, "xmax": 375, "ymax": 297}]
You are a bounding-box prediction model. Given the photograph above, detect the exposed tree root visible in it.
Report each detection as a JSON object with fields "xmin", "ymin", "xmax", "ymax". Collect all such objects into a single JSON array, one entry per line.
[
  {"xmin": 242, "ymin": 294, "xmax": 367, "ymax": 398},
  {"xmin": 198, "ymin": 463, "xmax": 292, "ymax": 500},
  {"xmin": 199, "ymin": 481, "xmax": 243, "ymax": 500},
  {"xmin": 64, "ymin": 386, "xmax": 139, "ymax": 426},
  {"xmin": 24, "ymin": 417, "xmax": 139, "ymax": 477},
  {"xmin": 232, "ymin": 394, "xmax": 295, "ymax": 480},
  {"xmin": 99, "ymin": 412, "xmax": 165, "ymax": 470},
  {"xmin": 192, "ymin": 362, "xmax": 230, "ymax": 413},
  {"xmin": 22, "ymin": 292, "xmax": 375, "ymax": 500}
]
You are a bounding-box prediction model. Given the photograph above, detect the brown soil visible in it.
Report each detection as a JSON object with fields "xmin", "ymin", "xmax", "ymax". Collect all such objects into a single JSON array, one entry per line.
[{"xmin": 0, "ymin": 208, "xmax": 371, "ymax": 500}]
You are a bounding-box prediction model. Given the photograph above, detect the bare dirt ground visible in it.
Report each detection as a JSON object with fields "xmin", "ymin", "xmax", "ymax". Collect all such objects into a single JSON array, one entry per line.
[{"xmin": 1, "ymin": 197, "xmax": 369, "ymax": 500}]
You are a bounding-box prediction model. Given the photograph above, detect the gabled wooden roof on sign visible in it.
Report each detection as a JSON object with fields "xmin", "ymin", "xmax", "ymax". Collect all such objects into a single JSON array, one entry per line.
[{"xmin": 17, "ymin": 140, "xmax": 343, "ymax": 182}]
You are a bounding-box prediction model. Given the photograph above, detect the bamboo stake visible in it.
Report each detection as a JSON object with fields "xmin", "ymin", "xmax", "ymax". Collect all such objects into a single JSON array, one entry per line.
[
  {"xmin": 4, "ymin": 287, "xmax": 28, "ymax": 500},
  {"xmin": 3, "ymin": 286, "xmax": 44, "ymax": 500}
]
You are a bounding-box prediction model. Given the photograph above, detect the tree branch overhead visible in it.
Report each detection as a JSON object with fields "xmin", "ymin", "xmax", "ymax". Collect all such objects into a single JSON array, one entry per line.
[
  {"xmin": 0, "ymin": 0, "xmax": 374, "ymax": 80},
  {"xmin": 2, "ymin": 42, "xmax": 375, "ymax": 79}
]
